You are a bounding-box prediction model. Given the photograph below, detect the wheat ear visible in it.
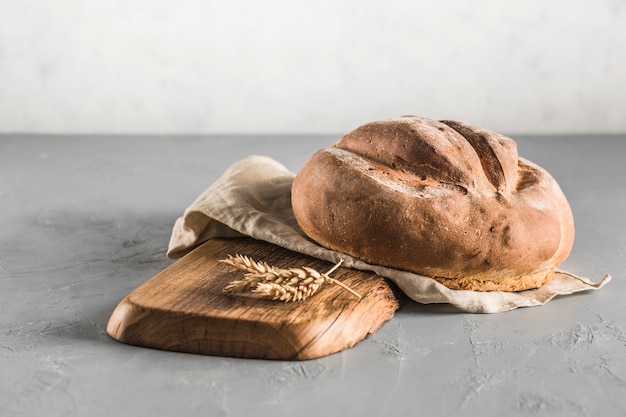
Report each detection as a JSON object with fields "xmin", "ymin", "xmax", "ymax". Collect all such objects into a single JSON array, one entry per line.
[{"xmin": 219, "ymin": 254, "xmax": 361, "ymax": 302}]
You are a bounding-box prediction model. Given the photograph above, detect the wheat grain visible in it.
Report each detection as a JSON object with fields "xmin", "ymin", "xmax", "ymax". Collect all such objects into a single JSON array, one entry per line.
[{"xmin": 219, "ymin": 254, "xmax": 361, "ymax": 302}]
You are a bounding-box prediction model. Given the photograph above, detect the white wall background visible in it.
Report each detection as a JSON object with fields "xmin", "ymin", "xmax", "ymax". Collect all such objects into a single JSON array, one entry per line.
[{"xmin": 1, "ymin": 0, "xmax": 624, "ymax": 135}]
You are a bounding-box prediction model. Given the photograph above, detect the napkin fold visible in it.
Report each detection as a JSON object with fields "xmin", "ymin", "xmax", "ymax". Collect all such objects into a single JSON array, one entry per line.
[{"xmin": 167, "ymin": 155, "xmax": 610, "ymax": 313}]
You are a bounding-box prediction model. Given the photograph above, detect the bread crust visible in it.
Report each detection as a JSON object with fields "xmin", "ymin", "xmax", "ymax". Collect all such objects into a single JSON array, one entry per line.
[{"xmin": 291, "ymin": 116, "xmax": 575, "ymax": 292}]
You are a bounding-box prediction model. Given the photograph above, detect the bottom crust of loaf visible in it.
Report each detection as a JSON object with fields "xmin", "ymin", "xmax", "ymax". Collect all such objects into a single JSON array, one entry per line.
[{"xmin": 432, "ymin": 268, "xmax": 555, "ymax": 292}]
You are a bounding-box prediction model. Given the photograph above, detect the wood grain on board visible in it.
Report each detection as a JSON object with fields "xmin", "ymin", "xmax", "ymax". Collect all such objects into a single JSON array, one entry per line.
[{"xmin": 107, "ymin": 237, "xmax": 402, "ymax": 360}]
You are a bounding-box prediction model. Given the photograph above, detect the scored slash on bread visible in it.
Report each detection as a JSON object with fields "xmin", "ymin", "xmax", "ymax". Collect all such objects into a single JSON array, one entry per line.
[{"xmin": 291, "ymin": 116, "xmax": 575, "ymax": 292}]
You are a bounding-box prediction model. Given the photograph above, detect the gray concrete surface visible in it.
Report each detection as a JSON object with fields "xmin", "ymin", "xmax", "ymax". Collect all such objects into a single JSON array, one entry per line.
[{"xmin": 1, "ymin": 134, "xmax": 625, "ymax": 416}]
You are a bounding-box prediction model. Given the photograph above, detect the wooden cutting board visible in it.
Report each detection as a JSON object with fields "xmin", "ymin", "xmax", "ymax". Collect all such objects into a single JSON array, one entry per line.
[{"xmin": 106, "ymin": 237, "xmax": 402, "ymax": 360}]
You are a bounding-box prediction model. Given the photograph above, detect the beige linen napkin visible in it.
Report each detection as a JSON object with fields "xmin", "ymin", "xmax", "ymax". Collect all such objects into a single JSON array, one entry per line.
[{"xmin": 167, "ymin": 155, "xmax": 611, "ymax": 313}]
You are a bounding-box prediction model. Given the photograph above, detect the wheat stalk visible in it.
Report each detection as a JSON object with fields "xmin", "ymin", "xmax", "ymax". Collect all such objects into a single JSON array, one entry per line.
[{"xmin": 219, "ymin": 254, "xmax": 361, "ymax": 302}]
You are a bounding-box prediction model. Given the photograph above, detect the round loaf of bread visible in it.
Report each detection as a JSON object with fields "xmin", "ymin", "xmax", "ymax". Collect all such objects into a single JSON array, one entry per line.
[{"xmin": 291, "ymin": 116, "xmax": 575, "ymax": 291}]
